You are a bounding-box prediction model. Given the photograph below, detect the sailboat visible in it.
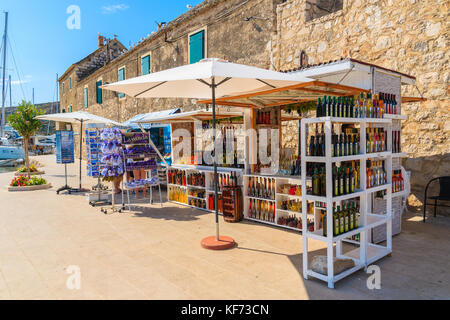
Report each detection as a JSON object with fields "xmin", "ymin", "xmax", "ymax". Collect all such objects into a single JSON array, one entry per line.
[{"xmin": 0, "ymin": 12, "xmax": 25, "ymax": 167}]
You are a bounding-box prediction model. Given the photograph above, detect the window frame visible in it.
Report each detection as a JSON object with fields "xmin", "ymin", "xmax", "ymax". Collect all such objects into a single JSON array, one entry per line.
[
  {"xmin": 141, "ymin": 52, "xmax": 151, "ymax": 76},
  {"xmin": 96, "ymin": 77, "xmax": 103, "ymax": 105},
  {"xmin": 84, "ymin": 85, "xmax": 89, "ymax": 109},
  {"xmin": 118, "ymin": 66, "xmax": 126, "ymax": 99},
  {"xmin": 188, "ymin": 27, "xmax": 207, "ymax": 64}
]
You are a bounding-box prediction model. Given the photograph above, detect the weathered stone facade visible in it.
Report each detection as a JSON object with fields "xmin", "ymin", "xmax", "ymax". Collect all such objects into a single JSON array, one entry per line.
[
  {"xmin": 58, "ymin": 0, "xmax": 449, "ymax": 212},
  {"xmin": 58, "ymin": 0, "xmax": 282, "ymax": 158},
  {"xmin": 273, "ymin": 0, "xmax": 449, "ymax": 211}
]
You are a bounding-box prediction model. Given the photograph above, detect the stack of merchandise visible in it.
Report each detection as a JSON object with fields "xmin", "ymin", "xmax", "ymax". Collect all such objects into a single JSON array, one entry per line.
[{"xmin": 86, "ymin": 129, "xmax": 104, "ymax": 177}]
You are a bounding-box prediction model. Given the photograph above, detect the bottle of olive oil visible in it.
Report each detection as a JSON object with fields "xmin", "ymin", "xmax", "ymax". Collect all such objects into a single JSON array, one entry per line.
[
  {"xmin": 312, "ymin": 167, "xmax": 320, "ymax": 196},
  {"xmin": 344, "ymin": 204, "xmax": 350, "ymax": 233},
  {"xmin": 349, "ymin": 203, "xmax": 355, "ymax": 230},
  {"xmin": 352, "ymin": 202, "xmax": 358, "ymax": 228},
  {"xmin": 333, "ymin": 206, "xmax": 339, "ymax": 236},
  {"xmin": 322, "ymin": 212, "xmax": 327, "ymax": 237},
  {"xmin": 338, "ymin": 205, "xmax": 345, "ymax": 234}
]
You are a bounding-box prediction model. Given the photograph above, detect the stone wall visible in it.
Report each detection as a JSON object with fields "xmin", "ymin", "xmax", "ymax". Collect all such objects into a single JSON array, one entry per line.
[
  {"xmin": 59, "ymin": 0, "xmax": 282, "ymax": 159},
  {"xmin": 274, "ymin": 0, "xmax": 449, "ymax": 212}
]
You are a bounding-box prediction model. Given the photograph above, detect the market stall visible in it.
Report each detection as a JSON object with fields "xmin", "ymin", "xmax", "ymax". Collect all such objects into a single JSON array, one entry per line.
[
  {"xmin": 102, "ymin": 58, "xmax": 422, "ymax": 288},
  {"xmin": 198, "ymin": 58, "xmax": 418, "ymax": 288}
]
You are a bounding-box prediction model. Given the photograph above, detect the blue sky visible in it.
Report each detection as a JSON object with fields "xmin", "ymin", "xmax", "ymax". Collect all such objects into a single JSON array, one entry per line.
[{"xmin": 0, "ymin": 1, "xmax": 203, "ymax": 106}]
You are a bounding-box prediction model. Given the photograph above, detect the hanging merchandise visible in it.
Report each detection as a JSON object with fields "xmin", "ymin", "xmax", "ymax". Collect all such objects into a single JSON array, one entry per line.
[
  {"xmin": 86, "ymin": 129, "xmax": 104, "ymax": 177},
  {"xmin": 100, "ymin": 128, "xmax": 124, "ymax": 180},
  {"xmin": 122, "ymin": 131, "xmax": 162, "ymax": 207}
]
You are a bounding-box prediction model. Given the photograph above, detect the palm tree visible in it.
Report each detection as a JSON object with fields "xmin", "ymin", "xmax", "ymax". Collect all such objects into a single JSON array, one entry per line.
[{"xmin": 7, "ymin": 101, "xmax": 45, "ymax": 178}]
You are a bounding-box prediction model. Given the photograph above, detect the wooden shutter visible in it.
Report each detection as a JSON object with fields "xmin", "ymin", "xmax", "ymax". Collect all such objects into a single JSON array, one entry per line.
[
  {"xmin": 118, "ymin": 68, "xmax": 125, "ymax": 98},
  {"xmin": 84, "ymin": 87, "xmax": 88, "ymax": 108},
  {"xmin": 96, "ymin": 80, "xmax": 103, "ymax": 104},
  {"xmin": 142, "ymin": 55, "xmax": 150, "ymax": 75},
  {"xmin": 189, "ymin": 30, "xmax": 205, "ymax": 64}
]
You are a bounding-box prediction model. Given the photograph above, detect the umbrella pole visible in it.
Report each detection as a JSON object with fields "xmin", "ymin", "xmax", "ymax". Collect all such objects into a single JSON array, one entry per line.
[
  {"xmin": 79, "ymin": 119, "xmax": 83, "ymax": 190},
  {"xmin": 212, "ymin": 79, "xmax": 219, "ymax": 241},
  {"xmin": 200, "ymin": 78, "xmax": 235, "ymax": 250}
]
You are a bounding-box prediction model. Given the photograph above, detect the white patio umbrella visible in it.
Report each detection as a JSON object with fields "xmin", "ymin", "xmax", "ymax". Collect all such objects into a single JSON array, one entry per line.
[
  {"xmin": 36, "ymin": 111, "xmax": 122, "ymax": 193},
  {"xmin": 102, "ymin": 58, "xmax": 312, "ymax": 249}
]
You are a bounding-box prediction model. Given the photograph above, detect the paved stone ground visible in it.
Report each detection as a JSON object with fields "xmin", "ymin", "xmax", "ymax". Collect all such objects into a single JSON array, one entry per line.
[{"xmin": 0, "ymin": 155, "xmax": 449, "ymax": 299}]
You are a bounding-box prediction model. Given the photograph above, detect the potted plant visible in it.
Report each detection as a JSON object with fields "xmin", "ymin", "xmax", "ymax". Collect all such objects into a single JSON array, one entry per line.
[{"xmin": 7, "ymin": 101, "xmax": 45, "ymax": 178}]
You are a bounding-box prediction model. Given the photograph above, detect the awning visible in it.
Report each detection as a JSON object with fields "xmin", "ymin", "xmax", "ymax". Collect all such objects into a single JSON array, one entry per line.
[
  {"xmin": 136, "ymin": 109, "xmax": 243, "ymax": 124},
  {"xmin": 122, "ymin": 108, "xmax": 180, "ymax": 128},
  {"xmin": 197, "ymin": 80, "xmax": 367, "ymax": 109}
]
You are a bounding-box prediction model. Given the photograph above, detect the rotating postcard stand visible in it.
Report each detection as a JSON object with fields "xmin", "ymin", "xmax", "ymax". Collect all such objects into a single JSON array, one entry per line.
[
  {"xmin": 122, "ymin": 132, "xmax": 162, "ymax": 210},
  {"xmin": 86, "ymin": 127, "xmax": 111, "ymax": 207},
  {"xmin": 98, "ymin": 128, "xmax": 126, "ymax": 214}
]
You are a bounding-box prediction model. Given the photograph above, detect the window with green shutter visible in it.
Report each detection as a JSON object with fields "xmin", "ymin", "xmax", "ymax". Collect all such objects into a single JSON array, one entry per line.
[
  {"xmin": 84, "ymin": 87, "xmax": 88, "ymax": 108},
  {"xmin": 189, "ymin": 30, "xmax": 205, "ymax": 64},
  {"xmin": 142, "ymin": 55, "xmax": 150, "ymax": 75},
  {"xmin": 69, "ymin": 77, "xmax": 72, "ymax": 90},
  {"xmin": 96, "ymin": 80, "xmax": 103, "ymax": 104},
  {"xmin": 62, "ymin": 83, "xmax": 65, "ymax": 94},
  {"xmin": 118, "ymin": 68, "xmax": 125, "ymax": 98}
]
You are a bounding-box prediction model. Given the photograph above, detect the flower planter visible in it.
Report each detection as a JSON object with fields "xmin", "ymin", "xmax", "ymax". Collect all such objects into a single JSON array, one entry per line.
[
  {"xmin": 14, "ymin": 171, "xmax": 45, "ymax": 177},
  {"xmin": 8, "ymin": 183, "xmax": 52, "ymax": 192}
]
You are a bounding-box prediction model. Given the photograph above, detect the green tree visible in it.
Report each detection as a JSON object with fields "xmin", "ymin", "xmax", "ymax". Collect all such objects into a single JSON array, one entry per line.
[{"xmin": 7, "ymin": 101, "xmax": 45, "ymax": 178}]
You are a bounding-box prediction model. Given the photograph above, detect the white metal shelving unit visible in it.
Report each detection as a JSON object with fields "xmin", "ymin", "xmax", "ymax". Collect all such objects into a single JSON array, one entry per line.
[
  {"xmin": 301, "ymin": 116, "xmax": 393, "ymax": 288},
  {"xmin": 167, "ymin": 164, "xmax": 244, "ymax": 213},
  {"xmin": 243, "ymin": 174, "xmax": 307, "ymax": 232}
]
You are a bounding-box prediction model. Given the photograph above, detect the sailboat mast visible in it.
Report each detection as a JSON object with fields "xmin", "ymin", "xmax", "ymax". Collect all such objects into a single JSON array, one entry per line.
[{"xmin": 1, "ymin": 11, "xmax": 8, "ymax": 137}]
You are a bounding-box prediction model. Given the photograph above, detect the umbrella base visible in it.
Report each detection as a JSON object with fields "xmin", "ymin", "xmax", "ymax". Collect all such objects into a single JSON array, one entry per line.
[{"xmin": 201, "ymin": 236, "xmax": 236, "ymax": 250}]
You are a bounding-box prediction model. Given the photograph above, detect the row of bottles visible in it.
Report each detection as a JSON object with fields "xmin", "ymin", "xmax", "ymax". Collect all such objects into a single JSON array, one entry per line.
[
  {"xmin": 379, "ymin": 92, "xmax": 398, "ymax": 115},
  {"xmin": 168, "ymin": 169, "xmax": 186, "ymax": 186},
  {"xmin": 316, "ymin": 93, "xmax": 398, "ymax": 119},
  {"xmin": 278, "ymin": 199, "xmax": 302, "ymax": 213},
  {"xmin": 367, "ymin": 160, "xmax": 387, "ymax": 189},
  {"xmin": 188, "ymin": 198, "xmax": 206, "ymax": 209},
  {"xmin": 393, "ymin": 170, "xmax": 405, "ymax": 193},
  {"xmin": 332, "ymin": 162, "xmax": 359, "ymax": 197},
  {"xmin": 187, "ymin": 172, "xmax": 205, "ymax": 187},
  {"xmin": 392, "ymin": 131, "xmax": 401, "ymax": 153},
  {"xmin": 322, "ymin": 201, "xmax": 359, "ymax": 237},
  {"xmin": 332, "ymin": 129, "xmax": 360, "ymax": 157},
  {"xmin": 220, "ymin": 125, "xmax": 245, "ymax": 169},
  {"xmin": 247, "ymin": 176, "xmax": 276, "ymax": 200},
  {"xmin": 256, "ymin": 109, "xmax": 278, "ymax": 125},
  {"xmin": 208, "ymin": 173, "xmax": 239, "ymax": 192},
  {"xmin": 316, "ymin": 96, "xmax": 356, "ymax": 118},
  {"xmin": 188, "ymin": 189, "xmax": 205, "ymax": 199},
  {"xmin": 248, "ymin": 199, "xmax": 276, "ymax": 223},
  {"xmin": 308, "ymin": 124, "xmax": 361, "ymax": 157},
  {"xmin": 168, "ymin": 186, "xmax": 187, "ymax": 204},
  {"xmin": 366, "ymin": 128, "xmax": 386, "ymax": 153},
  {"xmin": 277, "ymin": 215, "xmax": 307, "ymax": 230},
  {"xmin": 279, "ymin": 153, "xmax": 301, "ymax": 176}
]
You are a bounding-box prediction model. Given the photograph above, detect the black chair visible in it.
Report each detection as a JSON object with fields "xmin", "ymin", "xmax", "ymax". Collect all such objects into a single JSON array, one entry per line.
[{"xmin": 423, "ymin": 176, "xmax": 450, "ymax": 222}]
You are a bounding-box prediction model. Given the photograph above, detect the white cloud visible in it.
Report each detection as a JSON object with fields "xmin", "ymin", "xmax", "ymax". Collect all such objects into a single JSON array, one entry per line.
[
  {"xmin": 0, "ymin": 75, "xmax": 31, "ymax": 85},
  {"xmin": 101, "ymin": 4, "xmax": 129, "ymax": 14}
]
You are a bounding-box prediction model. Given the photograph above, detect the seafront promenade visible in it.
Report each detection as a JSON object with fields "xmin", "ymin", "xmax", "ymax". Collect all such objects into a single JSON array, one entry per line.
[{"xmin": 0, "ymin": 155, "xmax": 449, "ymax": 299}]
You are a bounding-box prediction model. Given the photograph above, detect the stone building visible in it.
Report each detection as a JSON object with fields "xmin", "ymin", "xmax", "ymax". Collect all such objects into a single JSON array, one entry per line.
[
  {"xmin": 272, "ymin": 0, "xmax": 449, "ymax": 211},
  {"xmin": 58, "ymin": 0, "xmax": 448, "ymax": 210}
]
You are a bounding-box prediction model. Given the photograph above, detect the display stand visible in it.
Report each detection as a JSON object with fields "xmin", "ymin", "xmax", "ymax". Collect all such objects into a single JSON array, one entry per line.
[
  {"xmin": 122, "ymin": 132, "xmax": 162, "ymax": 210},
  {"xmin": 300, "ymin": 117, "xmax": 393, "ymax": 288},
  {"xmin": 86, "ymin": 128, "xmax": 110, "ymax": 206},
  {"xmin": 55, "ymin": 130, "xmax": 75, "ymax": 195}
]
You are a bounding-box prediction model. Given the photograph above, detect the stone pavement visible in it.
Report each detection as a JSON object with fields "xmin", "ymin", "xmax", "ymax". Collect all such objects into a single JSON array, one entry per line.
[{"xmin": 0, "ymin": 155, "xmax": 449, "ymax": 299}]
